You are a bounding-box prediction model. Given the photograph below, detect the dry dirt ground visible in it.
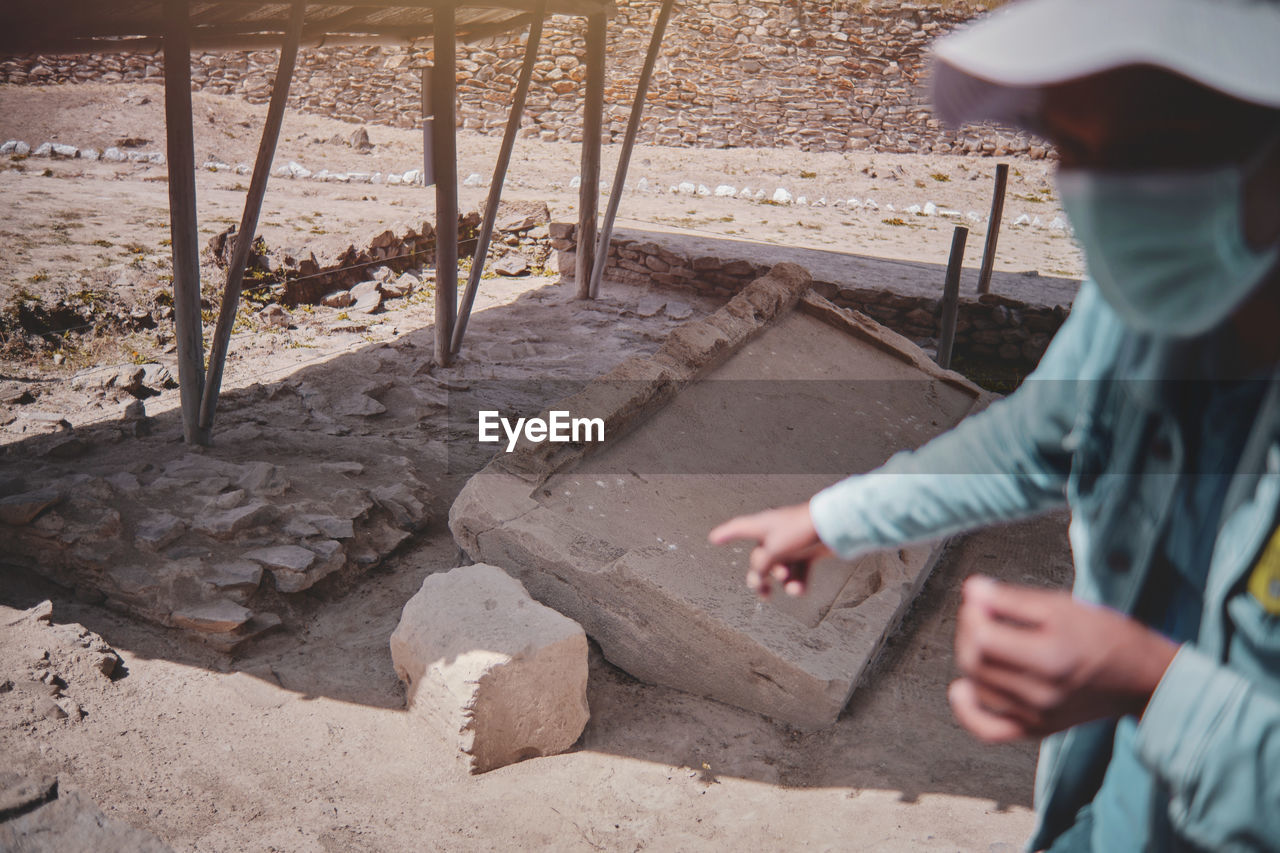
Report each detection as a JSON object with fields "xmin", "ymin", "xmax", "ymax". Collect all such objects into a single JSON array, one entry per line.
[{"xmin": 2, "ymin": 80, "xmax": 1082, "ymax": 851}]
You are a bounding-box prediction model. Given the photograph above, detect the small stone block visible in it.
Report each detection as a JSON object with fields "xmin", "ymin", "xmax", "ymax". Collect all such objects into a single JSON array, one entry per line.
[{"xmin": 390, "ymin": 563, "xmax": 589, "ymax": 774}]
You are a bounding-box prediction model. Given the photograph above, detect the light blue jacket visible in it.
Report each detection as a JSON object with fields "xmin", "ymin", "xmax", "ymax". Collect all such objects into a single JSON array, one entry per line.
[{"xmin": 809, "ymin": 281, "xmax": 1280, "ymax": 851}]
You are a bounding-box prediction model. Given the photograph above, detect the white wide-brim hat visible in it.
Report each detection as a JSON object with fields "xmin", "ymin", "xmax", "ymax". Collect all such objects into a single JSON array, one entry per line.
[{"xmin": 932, "ymin": 0, "xmax": 1280, "ymax": 128}]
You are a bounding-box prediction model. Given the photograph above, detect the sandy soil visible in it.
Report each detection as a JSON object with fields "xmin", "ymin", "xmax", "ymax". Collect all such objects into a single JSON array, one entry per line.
[{"xmin": 1, "ymin": 80, "xmax": 1082, "ymax": 852}]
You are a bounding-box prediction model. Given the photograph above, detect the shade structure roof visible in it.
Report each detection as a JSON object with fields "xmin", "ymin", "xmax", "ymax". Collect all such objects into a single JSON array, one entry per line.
[{"xmin": 5, "ymin": 0, "xmax": 615, "ymax": 54}]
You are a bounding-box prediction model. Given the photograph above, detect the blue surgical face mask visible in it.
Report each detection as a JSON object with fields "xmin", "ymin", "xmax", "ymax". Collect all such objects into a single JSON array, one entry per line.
[{"xmin": 1056, "ymin": 158, "xmax": 1279, "ymax": 338}]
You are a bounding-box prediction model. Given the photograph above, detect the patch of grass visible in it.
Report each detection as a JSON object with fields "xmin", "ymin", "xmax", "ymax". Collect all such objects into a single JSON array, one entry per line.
[
  {"xmin": 91, "ymin": 238, "xmax": 113, "ymax": 248},
  {"xmin": 914, "ymin": 179, "xmax": 927, "ymax": 189},
  {"xmin": 931, "ymin": 172, "xmax": 951, "ymax": 182},
  {"xmin": 799, "ymin": 170, "xmax": 818, "ymax": 179},
  {"xmin": 29, "ymin": 271, "xmax": 49, "ymax": 283},
  {"xmin": 882, "ymin": 217, "xmax": 908, "ymax": 226}
]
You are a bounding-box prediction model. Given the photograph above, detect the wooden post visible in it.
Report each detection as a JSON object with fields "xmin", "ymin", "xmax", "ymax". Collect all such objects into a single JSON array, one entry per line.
[
  {"xmin": 199, "ymin": 0, "xmax": 305, "ymax": 439},
  {"xmin": 432, "ymin": 3, "xmax": 458, "ymax": 366},
  {"xmin": 589, "ymin": 0, "xmax": 675, "ymax": 299},
  {"xmin": 937, "ymin": 225, "xmax": 968, "ymax": 371},
  {"xmin": 162, "ymin": 0, "xmax": 205, "ymax": 445},
  {"xmin": 452, "ymin": 5, "xmax": 545, "ymax": 356},
  {"xmin": 976, "ymin": 162, "xmax": 1008, "ymax": 295},
  {"xmin": 421, "ymin": 63, "xmax": 435, "ymax": 187},
  {"xmin": 575, "ymin": 12, "xmax": 606, "ymax": 299}
]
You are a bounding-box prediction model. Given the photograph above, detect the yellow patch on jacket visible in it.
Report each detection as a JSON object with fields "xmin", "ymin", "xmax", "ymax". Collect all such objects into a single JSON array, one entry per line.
[{"xmin": 1247, "ymin": 526, "xmax": 1280, "ymax": 615}]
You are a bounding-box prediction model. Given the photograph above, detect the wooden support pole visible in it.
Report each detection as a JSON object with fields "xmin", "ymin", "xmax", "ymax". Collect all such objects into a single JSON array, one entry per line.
[
  {"xmin": 421, "ymin": 63, "xmax": 435, "ymax": 187},
  {"xmin": 199, "ymin": 0, "xmax": 305, "ymax": 439},
  {"xmin": 163, "ymin": 0, "xmax": 206, "ymax": 445},
  {"xmin": 589, "ymin": 0, "xmax": 675, "ymax": 299},
  {"xmin": 451, "ymin": 4, "xmax": 545, "ymax": 356},
  {"xmin": 976, "ymin": 162, "xmax": 1008, "ymax": 296},
  {"xmin": 575, "ymin": 11, "xmax": 606, "ymax": 299},
  {"xmin": 937, "ymin": 225, "xmax": 968, "ymax": 371},
  {"xmin": 432, "ymin": 3, "xmax": 458, "ymax": 366}
]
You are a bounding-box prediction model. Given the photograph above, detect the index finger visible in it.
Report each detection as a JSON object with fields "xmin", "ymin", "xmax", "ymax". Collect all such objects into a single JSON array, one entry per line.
[{"xmin": 709, "ymin": 514, "xmax": 765, "ymax": 546}]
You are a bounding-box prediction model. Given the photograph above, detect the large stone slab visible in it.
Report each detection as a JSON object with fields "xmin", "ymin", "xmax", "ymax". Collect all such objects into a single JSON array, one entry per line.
[
  {"xmin": 451, "ymin": 265, "xmax": 987, "ymax": 729},
  {"xmin": 390, "ymin": 563, "xmax": 589, "ymax": 773}
]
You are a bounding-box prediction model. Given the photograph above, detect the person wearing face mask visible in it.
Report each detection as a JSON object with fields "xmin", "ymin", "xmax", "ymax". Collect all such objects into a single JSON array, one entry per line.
[{"xmin": 710, "ymin": 0, "xmax": 1280, "ymax": 849}]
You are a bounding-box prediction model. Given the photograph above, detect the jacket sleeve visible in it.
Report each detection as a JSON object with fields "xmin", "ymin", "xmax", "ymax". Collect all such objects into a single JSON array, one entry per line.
[
  {"xmin": 1135, "ymin": 644, "xmax": 1280, "ymax": 850},
  {"xmin": 808, "ymin": 282, "xmax": 1115, "ymax": 559}
]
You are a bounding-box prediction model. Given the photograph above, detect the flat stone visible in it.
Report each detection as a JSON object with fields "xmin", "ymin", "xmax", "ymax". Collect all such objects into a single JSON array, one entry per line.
[
  {"xmin": 321, "ymin": 289, "xmax": 353, "ymax": 308},
  {"xmin": 493, "ymin": 255, "xmax": 530, "ymax": 277},
  {"xmin": 390, "ymin": 564, "xmax": 589, "ymax": 774},
  {"xmin": 170, "ymin": 599, "xmax": 253, "ymax": 633},
  {"xmin": 134, "ymin": 512, "xmax": 186, "ymax": 551},
  {"xmin": 350, "ymin": 280, "xmax": 383, "ymax": 314},
  {"xmin": 382, "ymin": 272, "xmax": 418, "ymax": 298},
  {"xmin": 204, "ymin": 559, "xmax": 264, "ymax": 595},
  {"xmin": 0, "ymin": 789, "xmax": 173, "ymax": 852},
  {"xmin": 242, "ymin": 545, "xmax": 316, "ymax": 573},
  {"xmin": 450, "ymin": 275, "xmax": 985, "ymax": 729},
  {"xmin": 191, "ymin": 500, "xmax": 275, "ymax": 538},
  {"xmin": 235, "ymin": 461, "xmax": 290, "ymax": 496},
  {"xmin": 306, "ymin": 515, "xmax": 355, "ymax": 539},
  {"xmin": 0, "ymin": 489, "xmax": 60, "ymax": 525},
  {"xmin": 334, "ymin": 393, "xmax": 386, "ymax": 417}
]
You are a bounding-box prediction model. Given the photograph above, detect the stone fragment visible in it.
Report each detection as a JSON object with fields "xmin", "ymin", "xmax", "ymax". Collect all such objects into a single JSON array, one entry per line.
[
  {"xmin": 350, "ymin": 280, "xmax": 383, "ymax": 314},
  {"xmin": 235, "ymin": 461, "xmax": 290, "ymax": 496},
  {"xmin": 242, "ymin": 544, "xmax": 316, "ymax": 573},
  {"xmin": 493, "ymin": 255, "xmax": 530, "ymax": 277},
  {"xmin": 382, "ymin": 272, "xmax": 418, "ymax": 298},
  {"xmin": 192, "ymin": 500, "xmax": 275, "ymax": 538},
  {"xmin": 0, "ymin": 489, "xmax": 60, "ymax": 525},
  {"xmin": 134, "ymin": 512, "xmax": 185, "ymax": 551},
  {"xmin": 334, "ymin": 393, "xmax": 386, "ymax": 417},
  {"xmin": 257, "ymin": 304, "xmax": 290, "ymax": 328},
  {"xmin": 306, "ymin": 515, "xmax": 355, "ymax": 539},
  {"xmin": 321, "ymin": 289, "xmax": 353, "ymax": 308},
  {"xmin": 170, "ymin": 599, "xmax": 252, "ymax": 633},
  {"xmin": 390, "ymin": 564, "xmax": 590, "ymax": 773},
  {"xmin": 204, "ymin": 559, "xmax": 264, "ymax": 596}
]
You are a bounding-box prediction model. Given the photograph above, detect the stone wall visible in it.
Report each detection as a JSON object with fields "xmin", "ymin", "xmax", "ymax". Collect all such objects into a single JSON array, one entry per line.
[
  {"xmin": 1, "ymin": 1, "xmax": 1044, "ymax": 157},
  {"xmin": 550, "ymin": 223, "xmax": 1065, "ymax": 367}
]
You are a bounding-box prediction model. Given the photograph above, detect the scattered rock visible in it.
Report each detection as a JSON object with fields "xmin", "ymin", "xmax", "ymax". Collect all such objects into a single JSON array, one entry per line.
[
  {"xmin": 257, "ymin": 304, "xmax": 291, "ymax": 328},
  {"xmin": 320, "ymin": 289, "xmax": 353, "ymax": 308},
  {"xmin": 632, "ymin": 296, "xmax": 666, "ymax": 318},
  {"xmin": 493, "ymin": 255, "xmax": 530, "ymax": 277},
  {"xmin": 350, "ymin": 280, "xmax": 383, "ymax": 314},
  {"xmin": 390, "ymin": 564, "xmax": 590, "ymax": 773},
  {"xmin": 664, "ymin": 301, "xmax": 694, "ymax": 320},
  {"xmin": 382, "ymin": 272, "xmax": 418, "ymax": 298}
]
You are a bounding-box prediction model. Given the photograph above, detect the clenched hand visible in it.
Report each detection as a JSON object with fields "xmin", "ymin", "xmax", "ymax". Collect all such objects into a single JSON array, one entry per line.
[{"xmin": 951, "ymin": 575, "xmax": 1180, "ymax": 743}]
